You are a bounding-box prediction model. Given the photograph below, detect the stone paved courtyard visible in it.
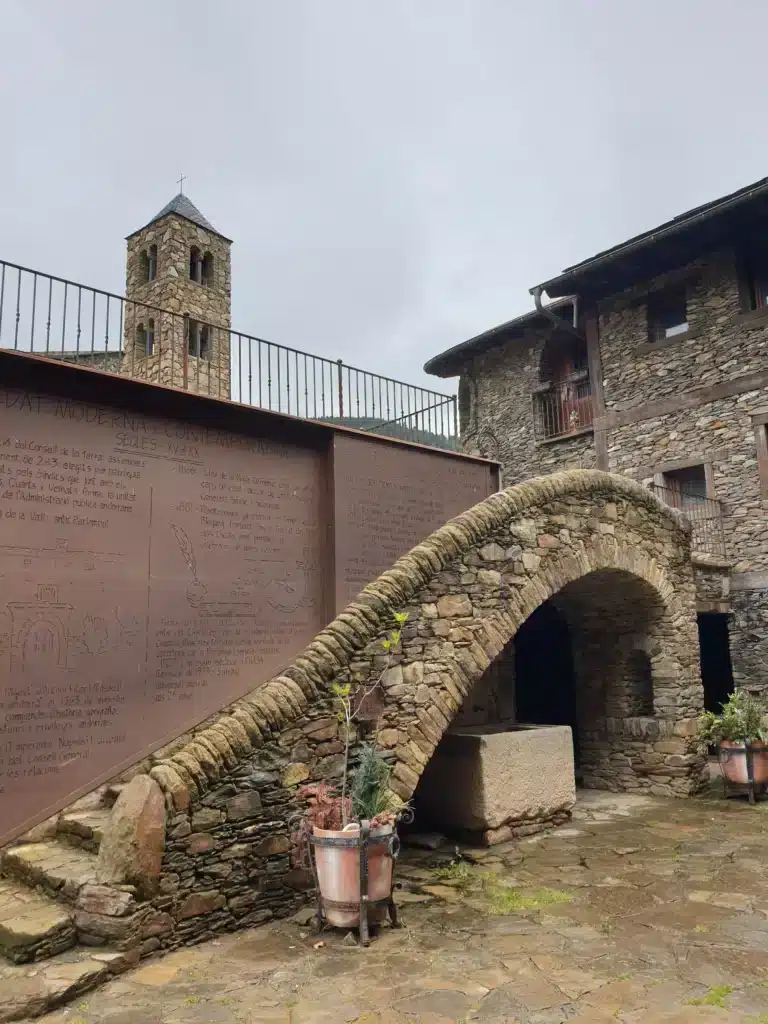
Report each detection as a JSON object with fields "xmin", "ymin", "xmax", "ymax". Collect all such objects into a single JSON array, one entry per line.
[{"xmin": 15, "ymin": 789, "xmax": 768, "ymax": 1024}]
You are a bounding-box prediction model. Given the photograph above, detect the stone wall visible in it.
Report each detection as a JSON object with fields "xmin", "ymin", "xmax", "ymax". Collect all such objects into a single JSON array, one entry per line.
[
  {"xmin": 93, "ymin": 470, "xmax": 703, "ymax": 956},
  {"xmin": 597, "ymin": 251, "xmax": 768, "ymax": 412}
]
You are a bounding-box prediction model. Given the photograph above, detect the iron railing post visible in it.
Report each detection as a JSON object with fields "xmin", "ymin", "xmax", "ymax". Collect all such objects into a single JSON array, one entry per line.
[{"xmin": 337, "ymin": 358, "xmax": 344, "ymax": 420}]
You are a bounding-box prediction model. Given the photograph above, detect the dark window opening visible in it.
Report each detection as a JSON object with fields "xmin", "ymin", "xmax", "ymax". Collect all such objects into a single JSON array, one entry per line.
[
  {"xmin": 662, "ymin": 464, "xmax": 707, "ymax": 511},
  {"xmin": 648, "ymin": 287, "xmax": 688, "ymax": 341},
  {"xmin": 135, "ymin": 323, "xmax": 147, "ymax": 355},
  {"xmin": 201, "ymin": 251, "xmax": 214, "ymax": 287},
  {"xmin": 744, "ymin": 244, "xmax": 768, "ymax": 310},
  {"xmin": 189, "ymin": 246, "xmax": 202, "ymax": 283},
  {"xmin": 626, "ymin": 649, "xmax": 654, "ymax": 716},
  {"xmin": 146, "ymin": 317, "xmax": 155, "ymax": 356},
  {"xmin": 140, "ymin": 246, "xmax": 158, "ymax": 283},
  {"xmin": 540, "ymin": 335, "xmax": 590, "ymax": 384},
  {"xmin": 697, "ymin": 612, "xmax": 734, "ymax": 715},
  {"xmin": 187, "ymin": 319, "xmax": 211, "ymax": 360}
]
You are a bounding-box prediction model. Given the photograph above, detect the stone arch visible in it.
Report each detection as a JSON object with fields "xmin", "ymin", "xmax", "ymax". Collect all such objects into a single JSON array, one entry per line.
[
  {"xmin": 82, "ymin": 469, "xmax": 710, "ymax": 952},
  {"xmin": 145, "ymin": 469, "xmax": 703, "ymax": 823},
  {"xmin": 376, "ymin": 541, "xmax": 694, "ymax": 803}
]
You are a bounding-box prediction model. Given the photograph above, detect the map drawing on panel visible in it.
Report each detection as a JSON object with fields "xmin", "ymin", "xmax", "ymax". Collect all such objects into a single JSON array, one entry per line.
[{"xmin": 170, "ymin": 523, "xmax": 316, "ymax": 616}]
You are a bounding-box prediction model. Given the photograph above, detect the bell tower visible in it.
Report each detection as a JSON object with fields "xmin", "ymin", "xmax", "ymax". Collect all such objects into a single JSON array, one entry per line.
[{"xmin": 123, "ymin": 190, "xmax": 232, "ymax": 397}]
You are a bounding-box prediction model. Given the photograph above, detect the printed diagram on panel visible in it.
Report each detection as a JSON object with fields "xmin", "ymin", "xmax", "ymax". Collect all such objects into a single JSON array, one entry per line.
[
  {"xmin": 170, "ymin": 523, "xmax": 316, "ymax": 615},
  {"xmin": 0, "ymin": 537, "xmax": 142, "ymax": 674}
]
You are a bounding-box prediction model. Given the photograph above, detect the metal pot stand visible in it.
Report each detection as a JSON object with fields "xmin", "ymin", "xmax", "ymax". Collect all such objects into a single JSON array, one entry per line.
[
  {"xmin": 718, "ymin": 742, "xmax": 768, "ymax": 805},
  {"xmin": 310, "ymin": 820, "xmax": 401, "ymax": 946}
]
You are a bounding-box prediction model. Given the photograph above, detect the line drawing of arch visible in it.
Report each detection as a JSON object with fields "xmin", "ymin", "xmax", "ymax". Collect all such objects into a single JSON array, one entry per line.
[
  {"xmin": 8, "ymin": 584, "xmax": 73, "ymax": 672},
  {"xmin": 148, "ymin": 469, "xmax": 702, "ymax": 817}
]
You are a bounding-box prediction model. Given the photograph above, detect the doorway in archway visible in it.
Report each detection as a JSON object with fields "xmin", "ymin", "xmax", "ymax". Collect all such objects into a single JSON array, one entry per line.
[
  {"xmin": 697, "ymin": 612, "xmax": 734, "ymax": 714},
  {"xmin": 514, "ymin": 600, "xmax": 579, "ymax": 768}
]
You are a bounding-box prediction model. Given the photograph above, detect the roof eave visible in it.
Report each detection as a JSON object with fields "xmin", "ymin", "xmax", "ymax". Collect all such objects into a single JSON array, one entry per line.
[
  {"xmin": 125, "ymin": 210, "xmax": 233, "ymax": 244},
  {"xmin": 533, "ymin": 175, "xmax": 768, "ymax": 298},
  {"xmin": 424, "ymin": 298, "xmax": 575, "ymax": 378}
]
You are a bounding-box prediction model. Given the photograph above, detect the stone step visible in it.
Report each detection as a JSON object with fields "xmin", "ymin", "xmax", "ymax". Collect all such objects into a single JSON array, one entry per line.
[
  {"xmin": 0, "ymin": 878, "xmax": 76, "ymax": 965},
  {"xmin": 57, "ymin": 808, "xmax": 110, "ymax": 852},
  {"xmin": 1, "ymin": 842, "xmax": 98, "ymax": 904},
  {"xmin": 0, "ymin": 944, "xmax": 132, "ymax": 1022}
]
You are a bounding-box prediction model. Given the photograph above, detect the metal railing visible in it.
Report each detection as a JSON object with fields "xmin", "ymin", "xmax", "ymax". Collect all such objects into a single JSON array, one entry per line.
[
  {"xmin": 532, "ymin": 375, "xmax": 594, "ymax": 441},
  {"xmin": 649, "ymin": 484, "xmax": 727, "ymax": 558},
  {"xmin": 0, "ymin": 259, "xmax": 458, "ymax": 449}
]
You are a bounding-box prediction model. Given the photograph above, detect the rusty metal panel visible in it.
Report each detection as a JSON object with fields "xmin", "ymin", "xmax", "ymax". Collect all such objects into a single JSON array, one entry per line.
[
  {"xmin": 332, "ymin": 433, "xmax": 499, "ymax": 611},
  {"xmin": 0, "ymin": 385, "xmax": 327, "ymax": 845}
]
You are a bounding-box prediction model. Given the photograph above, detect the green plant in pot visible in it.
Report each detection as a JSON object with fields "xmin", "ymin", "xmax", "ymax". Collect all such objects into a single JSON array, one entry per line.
[
  {"xmin": 289, "ymin": 613, "xmax": 410, "ymax": 941},
  {"xmin": 697, "ymin": 691, "xmax": 768, "ymax": 797}
]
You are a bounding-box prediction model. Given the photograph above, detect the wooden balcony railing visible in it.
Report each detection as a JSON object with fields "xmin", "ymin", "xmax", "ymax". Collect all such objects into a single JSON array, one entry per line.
[{"xmin": 533, "ymin": 375, "xmax": 594, "ymax": 441}]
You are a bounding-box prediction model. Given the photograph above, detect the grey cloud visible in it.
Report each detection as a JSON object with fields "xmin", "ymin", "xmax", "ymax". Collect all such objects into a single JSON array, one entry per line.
[{"xmin": 2, "ymin": 0, "xmax": 768, "ymax": 393}]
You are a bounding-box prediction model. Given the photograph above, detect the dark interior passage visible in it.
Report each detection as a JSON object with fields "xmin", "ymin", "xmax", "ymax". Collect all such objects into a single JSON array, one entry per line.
[
  {"xmin": 698, "ymin": 612, "xmax": 734, "ymax": 713},
  {"xmin": 514, "ymin": 600, "xmax": 579, "ymax": 766}
]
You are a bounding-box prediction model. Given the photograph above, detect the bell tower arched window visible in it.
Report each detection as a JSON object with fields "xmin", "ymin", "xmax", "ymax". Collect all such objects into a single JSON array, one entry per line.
[
  {"xmin": 187, "ymin": 318, "xmax": 211, "ymax": 361},
  {"xmin": 135, "ymin": 323, "xmax": 147, "ymax": 356},
  {"xmin": 140, "ymin": 245, "xmax": 158, "ymax": 283},
  {"xmin": 189, "ymin": 246, "xmax": 203, "ymax": 284},
  {"xmin": 202, "ymin": 251, "xmax": 214, "ymax": 287}
]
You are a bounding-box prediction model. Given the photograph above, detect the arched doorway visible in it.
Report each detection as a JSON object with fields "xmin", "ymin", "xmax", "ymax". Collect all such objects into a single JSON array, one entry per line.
[{"xmin": 409, "ymin": 566, "xmax": 676, "ymax": 843}]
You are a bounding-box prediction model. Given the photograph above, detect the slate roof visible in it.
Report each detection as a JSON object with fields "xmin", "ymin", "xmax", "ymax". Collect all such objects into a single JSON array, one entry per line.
[{"xmin": 127, "ymin": 193, "xmax": 231, "ymax": 241}]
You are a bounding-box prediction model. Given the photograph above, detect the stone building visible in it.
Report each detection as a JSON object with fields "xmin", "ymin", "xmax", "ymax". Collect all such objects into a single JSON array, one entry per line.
[
  {"xmin": 122, "ymin": 193, "xmax": 232, "ymax": 397},
  {"xmin": 426, "ymin": 174, "xmax": 768, "ymax": 709}
]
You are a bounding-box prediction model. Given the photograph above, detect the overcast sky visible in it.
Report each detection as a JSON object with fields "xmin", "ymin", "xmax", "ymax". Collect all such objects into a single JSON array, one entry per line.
[{"xmin": 2, "ymin": 1, "xmax": 768, "ymax": 393}]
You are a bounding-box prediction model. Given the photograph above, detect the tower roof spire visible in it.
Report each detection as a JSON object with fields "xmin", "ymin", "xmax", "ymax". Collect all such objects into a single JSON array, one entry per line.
[{"xmin": 127, "ymin": 193, "xmax": 231, "ymax": 241}]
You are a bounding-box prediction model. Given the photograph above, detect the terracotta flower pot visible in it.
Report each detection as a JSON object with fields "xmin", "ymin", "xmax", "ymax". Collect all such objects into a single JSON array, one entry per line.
[
  {"xmin": 312, "ymin": 822, "xmax": 395, "ymax": 929},
  {"xmin": 719, "ymin": 740, "xmax": 768, "ymax": 785}
]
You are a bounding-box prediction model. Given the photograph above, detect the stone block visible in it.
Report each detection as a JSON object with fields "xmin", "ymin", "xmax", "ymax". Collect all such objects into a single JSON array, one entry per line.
[
  {"xmin": 282, "ymin": 763, "xmax": 310, "ymax": 787},
  {"xmin": 437, "ymin": 594, "xmax": 472, "ymax": 618},
  {"xmin": 77, "ymin": 885, "xmax": 135, "ymax": 918},
  {"xmin": 187, "ymin": 833, "xmax": 217, "ymax": 855},
  {"xmin": 253, "ymin": 835, "xmax": 291, "ymax": 857},
  {"xmin": 302, "ymin": 718, "xmax": 338, "ymax": 741},
  {"xmin": 414, "ymin": 725, "xmax": 575, "ymax": 833},
  {"xmin": 191, "ymin": 807, "xmax": 224, "ymax": 831},
  {"xmin": 96, "ymin": 775, "xmax": 166, "ymax": 900},
  {"xmin": 403, "ymin": 661, "xmax": 425, "ymax": 687},
  {"xmin": 479, "ymin": 542, "xmax": 506, "ymax": 561},
  {"xmin": 177, "ymin": 891, "xmax": 226, "ymax": 919},
  {"xmin": 226, "ymin": 791, "xmax": 263, "ymax": 821}
]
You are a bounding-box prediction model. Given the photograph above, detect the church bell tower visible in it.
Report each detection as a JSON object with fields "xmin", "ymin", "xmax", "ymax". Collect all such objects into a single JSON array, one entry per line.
[{"xmin": 123, "ymin": 190, "xmax": 232, "ymax": 397}]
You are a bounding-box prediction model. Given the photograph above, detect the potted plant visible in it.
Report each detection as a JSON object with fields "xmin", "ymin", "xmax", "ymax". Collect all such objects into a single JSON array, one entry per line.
[
  {"xmin": 697, "ymin": 691, "xmax": 768, "ymax": 801},
  {"xmin": 289, "ymin": 613, "xmax": 409, "ymax": 943}
]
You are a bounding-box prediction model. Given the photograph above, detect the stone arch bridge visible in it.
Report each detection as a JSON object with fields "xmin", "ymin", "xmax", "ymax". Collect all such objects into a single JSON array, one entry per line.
[{"xmin": 2, "ymin": 470, "xmax": 707, "ymax": 963}]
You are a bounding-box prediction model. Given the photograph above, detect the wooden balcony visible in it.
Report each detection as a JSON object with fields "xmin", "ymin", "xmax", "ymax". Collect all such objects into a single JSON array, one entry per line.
[{"xmin": 533, "ymin": 374, "xmax": 594, "ymax": 442}]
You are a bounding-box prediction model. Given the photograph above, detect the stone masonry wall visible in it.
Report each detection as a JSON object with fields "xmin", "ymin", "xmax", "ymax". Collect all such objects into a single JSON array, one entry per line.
[
  {"xmin": 598, "ymin": 250, "xmax": 768, "ymax": 412},
  {"xmin": 95, "ymin": 471, "xmax": 703, "ymax": 957}
]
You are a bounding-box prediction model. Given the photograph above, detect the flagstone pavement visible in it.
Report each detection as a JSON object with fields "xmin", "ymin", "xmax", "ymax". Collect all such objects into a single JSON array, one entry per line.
[{"xmin": 18, "ymin": 789, "xmax": 768, "ymax": 1023}]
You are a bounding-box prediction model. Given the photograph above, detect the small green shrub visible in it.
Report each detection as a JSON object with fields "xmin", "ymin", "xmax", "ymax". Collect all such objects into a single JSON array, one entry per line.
[{"xmin": 697, "ymin": 692, "xmax": 767, "ymax": 750}]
